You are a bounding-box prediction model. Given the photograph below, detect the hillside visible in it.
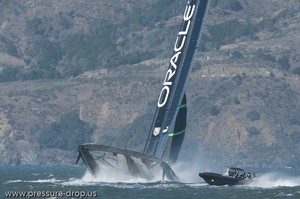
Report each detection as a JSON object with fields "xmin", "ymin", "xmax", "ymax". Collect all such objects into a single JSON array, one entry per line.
[{"xmin": 0, "ymin": 0, "xmax": 300, "ymax": 169}]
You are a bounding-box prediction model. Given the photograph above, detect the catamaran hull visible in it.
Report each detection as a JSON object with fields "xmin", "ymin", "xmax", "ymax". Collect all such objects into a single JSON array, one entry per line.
[
  {"xmin": 199, "ymin": 172, "xmax": 248, "ymax": 186},
  {"xmin": 77, "ymin": 144, "xmax": 178, "ymax": 181}
]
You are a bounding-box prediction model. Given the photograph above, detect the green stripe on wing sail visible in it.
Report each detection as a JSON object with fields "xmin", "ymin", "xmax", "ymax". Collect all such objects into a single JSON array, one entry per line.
[
  {"xmin": 168, "ymin": 103, "xmax": 187, "ymax": 137},
  {"xmin": 168, "ymin": 129, "xmax": 185, "ymax": 137},
  {"xmin": 178, "ymin": 104, "xmax": 187, "ymax": 109}
]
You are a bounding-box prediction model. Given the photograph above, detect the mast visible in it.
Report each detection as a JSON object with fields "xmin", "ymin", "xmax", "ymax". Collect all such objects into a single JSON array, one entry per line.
[{"xmin": 143, "ymin": 0, "xmax": 210, "ymax": 159}]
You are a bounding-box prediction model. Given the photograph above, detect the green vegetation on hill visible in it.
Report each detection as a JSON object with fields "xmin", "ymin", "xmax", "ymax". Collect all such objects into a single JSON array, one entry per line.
[
  {"xmin": 1, "ymin": 1, "xmax": 177, "ymax": 81},
  {"xmin": 246, "ymin": 111, "xmax": 260, "ymax": 121},
  {"xmin": 39, "ymin": 111, "xmax": 94, "ymax": 150},
  {"xmin": 211, "ymin": 0, "xmax": 243, "ymax": 11},
  {"xmin": 207, "ymin": 19, "xmax": 258, "ymax": 49},
  {"xmin": 293, "ymin": 67, "xmax": 300, "ymax": 76},
  {"xmin": 2, "ymin": 0, "xmax": 296, "ymax": 84},
  {"xmin": 254, "ymin": 49, "xmax": 291, "ymax": 71}
]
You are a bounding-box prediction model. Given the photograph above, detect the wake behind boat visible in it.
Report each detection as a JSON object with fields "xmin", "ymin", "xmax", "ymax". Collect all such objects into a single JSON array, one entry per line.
[{"xmin": 199, "ymin": 166, "xmax": 255, "ymax": 186}]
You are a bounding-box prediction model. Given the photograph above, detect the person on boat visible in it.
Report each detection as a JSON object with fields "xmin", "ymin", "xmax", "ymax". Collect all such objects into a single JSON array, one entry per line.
[
  {"xmin": 232, "ymin": 170, "xmax": 236, "ymax": 177},
  {"xmin": 247, "ymin": 172, "xmax": 251, "ymax": 178},
  {"xmin": 235, "ymin": 172, "xmax": 239, "ymax": 178},
  {"xmin": 240, "ymin": 172, "xmax": 246, "ymax": 178}
]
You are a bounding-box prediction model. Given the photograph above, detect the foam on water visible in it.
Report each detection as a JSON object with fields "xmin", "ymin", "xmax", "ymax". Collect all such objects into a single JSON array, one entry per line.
[
  {"xmin": 56, "ymin": 159, "xmax": 211, "ymax": 189},
  {"xmin": 247, "ymin": 172, "xmax": 300, "ymax": 188},
  {"xmin": 27, "ymin": 178, "xmax": 62, "ymax": 184},
  {"xmin": 59, "ymin": 173, "xmax": 186, "ymax": 190},
  {"xmin": 58, "ymin": 165, "xmax": 207, "ymax": 190},
  {"xmin": 172, "ymin": 161, "xmax": 209, "ymax": 183},
  {"xmin": 4, "ymin": 179, "xmax": 23, "ymax": 184},
  {"xmin": 7, "ymin": 178, "xmax": 62, "ymax": 184},
  {"xmin": 80, "ymin": 166, "xmax": 162, "ymax": 184}
]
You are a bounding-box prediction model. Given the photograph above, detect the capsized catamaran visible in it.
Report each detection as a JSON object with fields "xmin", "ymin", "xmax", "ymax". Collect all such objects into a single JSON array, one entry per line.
[{"xmin": 76, "ymin": 0, "xmax": 210, "ymax": 181}]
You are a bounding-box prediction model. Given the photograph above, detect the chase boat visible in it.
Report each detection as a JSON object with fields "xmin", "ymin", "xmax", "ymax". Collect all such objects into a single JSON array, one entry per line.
[{"xmin": 199, "ymin": 166, "xmax": 255, "ymax": 186}]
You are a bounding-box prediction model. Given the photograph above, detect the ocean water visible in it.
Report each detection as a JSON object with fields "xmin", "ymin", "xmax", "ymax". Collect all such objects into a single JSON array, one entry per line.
[{"xmin": 1, "ymin": 166, "xmax": 300, "ymax": 199}]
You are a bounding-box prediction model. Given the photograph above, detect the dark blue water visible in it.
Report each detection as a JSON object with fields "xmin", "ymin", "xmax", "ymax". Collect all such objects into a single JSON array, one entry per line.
[{"xmin": 1, "ymin": 166, "xmax": 300, "ymax": 199}]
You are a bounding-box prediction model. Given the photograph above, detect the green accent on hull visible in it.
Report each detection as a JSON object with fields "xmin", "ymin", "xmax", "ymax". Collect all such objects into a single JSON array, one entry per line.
[{"xmin": 168, "ymin": 129, "xmax": 185, "ymax": 137}]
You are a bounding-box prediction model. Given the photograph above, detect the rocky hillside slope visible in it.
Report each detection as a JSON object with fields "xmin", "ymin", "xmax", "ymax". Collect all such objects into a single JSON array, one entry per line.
[{"xmin": 0, "ymin": 0, "xmax": 300, "ymax": 169}]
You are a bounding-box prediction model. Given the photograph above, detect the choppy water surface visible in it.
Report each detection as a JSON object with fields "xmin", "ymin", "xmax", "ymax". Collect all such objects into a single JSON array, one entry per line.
[{"xmin": 1, "ymin": 166, "xmax": 300, "ymax": 199}]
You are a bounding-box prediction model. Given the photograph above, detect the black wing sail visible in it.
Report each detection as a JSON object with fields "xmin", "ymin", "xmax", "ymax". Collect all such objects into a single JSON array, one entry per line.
[{"xmin": 143, "ymin": 0, "xmax": 210, "ymax": 160}]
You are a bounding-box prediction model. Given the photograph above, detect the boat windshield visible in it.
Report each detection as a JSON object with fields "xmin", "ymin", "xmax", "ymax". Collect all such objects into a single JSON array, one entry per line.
[{"xmin": 223, "ymin": 166, "xmax": 245, "ymax": 177}]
